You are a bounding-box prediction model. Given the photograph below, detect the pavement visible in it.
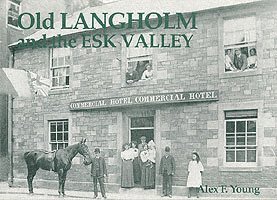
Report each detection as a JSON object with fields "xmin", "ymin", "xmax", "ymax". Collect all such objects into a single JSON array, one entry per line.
[{"xmin": 0, "ymin": 182, "xmax": 276, "ymax": 200}]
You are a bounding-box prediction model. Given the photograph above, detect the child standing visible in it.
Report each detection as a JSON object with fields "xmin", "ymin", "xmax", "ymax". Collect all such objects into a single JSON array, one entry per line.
[
  {"xmin": 159, "ymin": 146, "xmax": 176, "ymax": 198},
  {"xmin": 186, "ymin": 151, "xmax": 204, "ymax": 198}
]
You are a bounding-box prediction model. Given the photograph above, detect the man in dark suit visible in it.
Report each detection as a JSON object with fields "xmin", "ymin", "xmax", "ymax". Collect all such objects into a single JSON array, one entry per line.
[
  {"xmin": 159, "ymin": 146, "xmax": 176, "ymax": 198},
  {"xmin": 90, "ymin": 148, "xmax": 107, "ymax": 199},
  {"xmin": 234, "ymin": 49, "xmax": 248, "ymax": 71}
]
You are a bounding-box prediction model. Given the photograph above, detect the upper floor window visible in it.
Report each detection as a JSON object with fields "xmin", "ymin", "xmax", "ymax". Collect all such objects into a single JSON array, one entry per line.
[
  {"xmin": 50, "ymin": 48, "xmax": 71, "ymax": 89},
  {"xmin": 7, "ymin": 0, "xmax": 21, "ymax": 27},
  {"xmin": 125, "ymin": 33, "xmax": 153, "ymax": 85},
  {"xmin": 224, "ymin": 16, "xmax": 257, "ymax": 73},
  {"xmin": 49, "ymin": 120, "xmax": 69, "ymax": 151},
  {"xmin": 225, "ymin": 110, "xmax": 257, "ymax": 164}
]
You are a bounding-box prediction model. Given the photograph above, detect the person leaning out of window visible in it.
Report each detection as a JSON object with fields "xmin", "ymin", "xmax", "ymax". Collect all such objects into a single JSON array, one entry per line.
[
  {"xmin": 141, "ymin": 63, "xmax": 153, "ymax": 80},
  {"xmin": 126, "ymin": 66, "xmax": 139, "ymax": 84},
  {"xmin": 247, "ymin": 48, "xmax": 257, "ymax": 69},
  {"xmin": 233, "ymin": 49, "xmax": 248, "ymax": 71}
]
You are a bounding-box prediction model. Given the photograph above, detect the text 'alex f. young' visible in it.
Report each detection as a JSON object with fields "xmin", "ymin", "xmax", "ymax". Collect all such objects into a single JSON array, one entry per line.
[{"xmin": 200, "ymin": 185, "xmax": 260, "ymax": 196}]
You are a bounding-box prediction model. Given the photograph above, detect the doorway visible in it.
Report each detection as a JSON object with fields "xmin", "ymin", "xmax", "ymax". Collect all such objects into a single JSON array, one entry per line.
[{"xmin": 128, "ymin": 115, "xmax": 156, "ymax": 189}]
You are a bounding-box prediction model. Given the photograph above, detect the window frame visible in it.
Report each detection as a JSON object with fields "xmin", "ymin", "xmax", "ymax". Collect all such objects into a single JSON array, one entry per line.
[
  {"xmin": 223, "ymin": 15, "xmax": 258, "ymax": 74},
  {"xmin": 50, "ymin": 48, "xmax": 71, "ymax": 90},
  {"xmin": 48, "ymin": 119, "xmax": 69, "ymax": 151},
  {"xmin": 218, "ymin": 12, "xmax": 262, "ymax": 79},
  {"xmin": 121, "ymin": 31, "xmax": 157, "ymax": 87},
  {"xmin": 7, "ymin": 0, "xmax": 21, "ymax": 29},
  {"xmin": 224, "ymin": 117, "xmax": 257, "ymax": 167},
  {"xmin": 218, "ymin": 101, "xmax": 264, "ymax": 171}
]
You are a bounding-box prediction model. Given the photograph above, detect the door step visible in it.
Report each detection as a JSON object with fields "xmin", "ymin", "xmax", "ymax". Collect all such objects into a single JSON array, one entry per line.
[{"xmin": 119, "ymin": 187, "xmax": 157, "ymax": 196}]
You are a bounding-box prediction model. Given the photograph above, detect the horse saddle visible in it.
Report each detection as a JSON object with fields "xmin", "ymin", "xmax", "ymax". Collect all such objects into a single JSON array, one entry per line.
[{"xmin": 40, "ymin": 150, "xmax": 57, "ymax": 172}]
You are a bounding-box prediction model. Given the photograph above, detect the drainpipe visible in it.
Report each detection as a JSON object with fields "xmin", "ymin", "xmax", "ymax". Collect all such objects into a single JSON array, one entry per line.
[{"xmin": 8, "ymin": 50, "xmax": 15, "ymax": 187}]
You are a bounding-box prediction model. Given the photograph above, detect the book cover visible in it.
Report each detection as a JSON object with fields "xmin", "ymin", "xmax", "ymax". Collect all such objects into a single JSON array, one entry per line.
[{"xmin": 0, "ymin": 0, "xmax": 276, "ymax": 199}]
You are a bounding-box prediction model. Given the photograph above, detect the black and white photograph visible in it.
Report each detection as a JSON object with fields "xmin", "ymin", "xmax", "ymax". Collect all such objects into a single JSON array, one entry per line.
[{"xmin": 0, "ymin": 0, "xmax": 277, "ymax": 199}]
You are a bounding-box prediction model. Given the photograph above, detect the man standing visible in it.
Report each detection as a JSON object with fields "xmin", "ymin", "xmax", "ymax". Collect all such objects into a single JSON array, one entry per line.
[
  {"xmin": 90, "ymin": 148, "xmax": 107, "ymax": 199},
  {"xmin": 159, "ymin": 146, "xmax": 176, "ymax": 198}
]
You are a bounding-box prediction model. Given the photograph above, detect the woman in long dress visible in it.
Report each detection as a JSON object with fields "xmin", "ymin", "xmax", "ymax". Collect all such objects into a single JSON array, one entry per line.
[
  {"xmin": 140, "ymin": 144, "xmax": 155, "ymax": 189},
  {"xmin": 186, "ymin": 151, "xmax": 204, "ymax": 198},
  {"xmin": 131, "ymin": 141, "xmax": 141, "ymax": 184},
  {"xmin": 121, "ymin": 143, "xmax": 134, "ymax": 188}
]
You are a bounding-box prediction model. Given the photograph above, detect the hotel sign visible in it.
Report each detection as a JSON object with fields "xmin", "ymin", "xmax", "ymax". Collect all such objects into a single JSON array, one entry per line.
[{"xmin": 69, "ymin": 90, "xmax": 219, "ymax": 110}]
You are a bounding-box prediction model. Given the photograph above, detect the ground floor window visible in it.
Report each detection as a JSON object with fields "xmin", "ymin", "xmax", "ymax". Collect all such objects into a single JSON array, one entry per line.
[
  {"xmin": 49, "ymin": 120, "xmax": 69, "ymax": 150},
  {"xmin": 225, "ymin": 110, "xmax": 257, "ymax": 163}
]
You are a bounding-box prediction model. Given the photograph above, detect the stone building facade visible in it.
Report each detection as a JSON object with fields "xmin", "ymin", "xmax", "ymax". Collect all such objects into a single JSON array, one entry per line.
[{"xmin": 8, "ymin": 0, "xmax": 277, "ymax": 197}]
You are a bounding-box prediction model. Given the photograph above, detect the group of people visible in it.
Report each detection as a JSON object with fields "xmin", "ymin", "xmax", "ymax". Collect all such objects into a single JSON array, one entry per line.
[
  {"xmin": 87, "ymin": 140, "xmax": 204, "ymax": 199},
  {"xmin": 225, "ymin": 48, "xmax": 257, "ymax": 72},
  {"xmin": 126, "ymin": 61, "xmax": 153, "ymax": 84},
  {"xmin": 121, "ymin": 136, "xmax": 156, "ymax": 189}
]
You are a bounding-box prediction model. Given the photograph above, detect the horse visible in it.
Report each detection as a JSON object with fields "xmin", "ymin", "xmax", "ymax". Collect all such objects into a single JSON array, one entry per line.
[{"xmin": 24, "ymin": 138, "xmax": 91, "ymax": 196}]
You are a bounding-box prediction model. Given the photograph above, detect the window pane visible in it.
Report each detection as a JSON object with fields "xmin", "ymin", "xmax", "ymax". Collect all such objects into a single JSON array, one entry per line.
[
  {"xmin": 58, "ymin": 57, "xmax": 64, "ymax": 66},
  {"xmin": 57, "ymin": 122, "xmax": 63, "ymax": 131},
  {"xmin": 52, "ymin": 58, "xmax": 58, "ymax": 67},
  {"xmin": 50, "ymin": 123, "xmax": 56, "ymax": 132},
  {"xmin": 236, "ymin": 150, "xmax": 246, "ymax": 162},
  {"xmin": 236, "ymin": 136, "xmax": 245, "ymax": 145},
  {"xmin": 64, "ymin": 122, "xmax": 68, "ymax": 131},
  {"xmin": 59, "ymin": 77, "xmax": 65, "ymax": 86},
  {"xmin": 57, "ymin": 133, "xmax": 63, "ymax": 141},
  {"xmin": 226, "ymin": 121, "xmax": 235, "ymax": 133},
  {"xmin": 236, "ymin": 121, "xmax": 246, "ymax": 132},
  {"xmin": 226, "ymin": 136, "xmax": 235, "ymax": 145},
  {"xmin": 65, "ymin": 143, "xmax": 68, "ymax": 148},
  {"xmin": 58, "ymin": 143, "xmax": 64, "ymax": 149},
  {"xmin": 51, "ymin": 143, "xmax": 57, "ymax": 151},
  {"xmin": 51, "ymin": 133, "xmax": 56, "ymax": 142},
  {"xmin": 226, "ymin": 150, "xmax": 235, "ymax": 162},
  {"xmin": 66, "ymin": 67, "xmax": 70, "ymax": 75},
  {"xmin": 131, "ymin": 117, "xmax": 154, "ymax": 128},
  {"xmin": 52, "ymin": 69, "xmax": 59, "ymax": 77},
  {"xmin": 247, "ymin": 136, "xmax": 256, "ymax": 145},
  {"xmin": 247, "ymin": 121, "xmax": 256, "ymax": 132},
  {"xmin": 52, "ymin": 78, "xmax": 58, "ymax": 87},
  {"xmin": 247, "ymin": 149, "xmax": 256, "ymax": 162},
  {"xmin": 66, "ymin": 76, "xmax": 69, "ymax": 85},
  {"xmin": 65, "ymin": 56, "xmax": 71, "ymax": 65},
  {"xmin": 64, "ymin": 132, "xmax": 68, "ymax": 141}
]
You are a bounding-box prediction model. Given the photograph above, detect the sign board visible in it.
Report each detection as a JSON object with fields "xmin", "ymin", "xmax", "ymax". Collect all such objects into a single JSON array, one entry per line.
[{"xmin": 69, "ymin": 90, "xmax": 219, "ymax": 111}]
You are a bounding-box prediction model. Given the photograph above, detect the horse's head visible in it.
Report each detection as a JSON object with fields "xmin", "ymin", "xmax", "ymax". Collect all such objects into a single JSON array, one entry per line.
[{"xmin": 78, "ymin": 138, "xmax": 91, "ymax": 165}]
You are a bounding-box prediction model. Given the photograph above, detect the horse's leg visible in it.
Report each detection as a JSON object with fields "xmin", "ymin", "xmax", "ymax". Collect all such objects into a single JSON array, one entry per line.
[
  {"xmin": 58, "ymin": 169, "xmax": 63, "ymax": 196},
  {"xmin": 27, "ymin": 166, "xmax": 38, "ymax": 194},
  {"xmin": 61, "ymin": 171, "xmax": 67, "ymax": 196}
]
